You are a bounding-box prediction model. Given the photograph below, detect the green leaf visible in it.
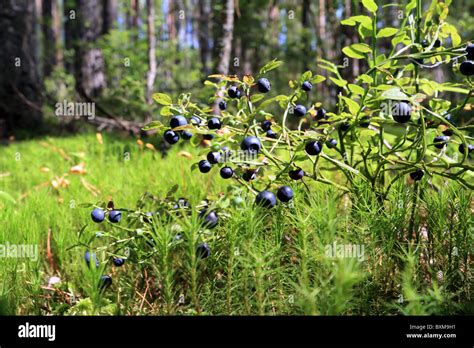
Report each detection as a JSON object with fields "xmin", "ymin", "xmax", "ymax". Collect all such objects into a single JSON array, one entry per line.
[
  {"xmin": 142, "ymin": 121, "xmax": 163, "ymax": 131},
  {"xmin": 351, "ymin": 43, "xmax": 372, "ymax": 53},
  {"xmin": 342, "ymin": 47, "xmax": 365, "ymax": 59},
  {"xmin": 259, "ymin": 59, "xmax": 283, "ymax": 75},
  {"xmin": 348, "ymin": 84, "xmax": 366, "ymax": 95},
  {"xmin": 250, "ymin": 94, "xmax": 265, "ymax": 103},
  {"xmin": 341, "ymin": 96, "xmax": 360, "ymax": 115},
  {"xmin": 160, "ymin": 106, "xmax": 173, "ymax": 116},
  {"xmin": 341, "ymin": 15, "xmax": 372, "ymax": 29},
  {"xmin": 152, "ymin": 93, "xmax": 172, "ymax": 105},
  {"xmin": 380, "ymin": 87, "xmax": 409, "ymax": 100},
  {"xmin": 376, "ymin": 27, "xmax": 398, "ymax": 38},
  {"xmin": 406, "ymin": 0, "xmax": 417, "ymax": 13},
  {"xmin": 362, "ymin": 0, "xmax": 378, "ymax": 13},
  {"xmin": 311, "ymin": 75, "xmax": 326, "ymax": 84},
  {"xmin": 329, "ymin": 77, "xmax": 347, "ymax": 88},
  {"xmin": 357, "ymin": 74, "xmax": 374, "ymax": 84},
  {"xmin": 342, "ymin": 43, "xmax": 372, "ymax": 59}
]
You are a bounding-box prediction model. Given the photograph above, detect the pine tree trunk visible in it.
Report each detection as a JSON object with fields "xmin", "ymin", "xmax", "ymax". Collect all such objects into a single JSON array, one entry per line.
[
  {"xmin": 215, "ymin": 0, "xmax": 235, "ymax": 76},
  {"xmin": 42, "ymin": 0, "xmax": 62, "ymax": 77},
  {"xmin": 198, "ymin": 0, "xmax": 212, "ymax": 77},
  {"xmin": 145, "ymin": 0, "xmax": 157, "ymax": 106},
  {"xmin": 0, "ymin": 0, "xmax": 43, "ymax": 133},
  {"xmin": 74, "ymin": 0, "xmax": 107, "ymax": 98},
  {"xmin": 102, "ymin": 0, "xmax": 117, "ymax": 35}
]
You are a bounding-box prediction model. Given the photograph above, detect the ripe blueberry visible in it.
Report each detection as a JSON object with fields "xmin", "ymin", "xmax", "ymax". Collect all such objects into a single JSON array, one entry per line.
[
  {"xmin": 241, "ymin": 136, "xmax": 261, "ymax": 153},
  {"xmin": 85, "ymin": 251, "xmax": 99, "ymax": 268},
  {"xmin": 392, "ymin": 102, "xmax": 412, "ymax": 123},
  {"xmin": 266, "ymin": 130, "xmax": 277, "ymax": 139},
  {"xmin": 442, "ymin": 127, "xmax": 453, "ymax": 136},
  {"xmin": 460, "ymin": 60, "xmax": 474, "ymax": 76},
  {"xmin": 208, "ymin": 118, "xmax": 222, "ymax": 130},
  {"xmin": 190, "ymin": 115, "xmax": 202, "ymax": 125},
  {"xmin": 305, "ymin": 140, "xmax": 323, "ymax": 156},
  {"xmin": 466, "ymin": 44, "xmax": 474, "ymax": 60},
  {"xmin": 326, "ymin": 138, "xmax": 338, "ymax": 149},
  {"xmin": 220, "ymin": 166, "xmax": 234, "ymax": 179},
  {"xmin": 255, "ymin": 191, "xmax": 276, "ymax": 208},
  {"xmin": 228, "ymin": 86, "xmax": 241, "ymax": 99},
  {"xmin": 113, "ymin": 257, "xmax": 125, "ymax": 267},
  {"xmin": 99, "ymin": 275, "xmax": 112, "ymax": 290},
  {"xmin": 170, "ymin": 115, "xmax": 187, "ymax": 129},
  {"xmin": 459, "ymin": 143, "xmax": 474, "ymax": 154},
  {"xmin": 199, "ymin": 210, "xmax": 218, "ymax": 229},
  {"xmin": 91, "ymin": 208, "xmax": 105, "ymax": 223},
  {"xmin": 203, "ymin": 134, "xmax": 215, "ymax": 140},
  {"xmin": 257, "ymin": 78, "xmax": 271, "ymax": 93},
  {"xmin": 277, "ymin": 186, "xmax": 294, "ymax": 203},
  {"xmin": 409, "ymin": 169, "xmax": 424, "ymax": 181},
  {"xmin": 302, "ymin": 81, "xmax": 312, "ymax": 91},
  {"xmin": 198, "ymin": 160, "xmax": 212, "ymax": 173},
  {"xmin": 261, "ymin": 120, "xmax": 272, "ymax": 131},
  {"xmin": 294, "ymin": 105, "xmax": 307, "ymax": 117},
  {"xmin": 421, "ymin": 39, "xmax": 429, "ymax": 48},
  {"xmin": 242, "ymin": 169, "xmax": 257, "ymax": 182},
  {"xmin": 289, "ymin": 167, "xmax": 304, "ymax": 180},
  {"xmin": 433, "ymin": 135, "xmax": 449, "ymax": 149},
  {"xmin": 219, "ymin": 100, "xmax": 227, "ymax": 110},
  {"xmin": 433, "ymin": 39, "xmax": 441, "ymax": 48},
  {"xmin": 181, "ymin": 131, "xmax": 193, "ymax": 140},
  {"xmin": 339, "ymin": 122, "xmax": 351, "ymax": 132},
  {"xmin": 196, "ymin": 243, "xmax": 211, "ymax": 259},
  {"xmin": 207, "ymin": 151, "xmax": 221, "ymax": 164},
  {"xmin": 359, "ymin": 116, "xmax": 371, "ymax": 128},
  {"xmin": 316, "ymin": 108, "xmax": 327, "ymax": 120},
  {"xmin": 164, "ymin": 129, "xmax": 179, "ymax": 144},
  {"xmin": 109, "ymin": 210, "xmax": 122, "ymax": 223}
]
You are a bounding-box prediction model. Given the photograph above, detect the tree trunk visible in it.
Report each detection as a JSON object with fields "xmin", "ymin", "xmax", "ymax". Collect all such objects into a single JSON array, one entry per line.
[
  {"xmin": 215, "ymin": 0, "xmax": 235, "ymax": 76},
  {"xmin": 74, "ymin": 0, "xmax": 107, "ymax": 98},
  {"xmin": 102, "ymin": 0, "xmax": 117, "ymax": 35},
  {"xmin": 301, "ymin": 0, "xmax": 311, "ymax": 71},
  {"xmin": 64, "ymin": 0, "xmax": 76, "ymax": 74},
  {"xmin": 42, "ymin": 0, "xmax": 62, "ymax": 77},
  {"xmin": 0, "ymin": 0, "xmax": 43, "ymax": 133},
  {"xmin": 213, "ymin": 0, "xmax": 235, "ymax": 113},
  {"xmin": 145, "ymin": 0, "xmax": 157, "ymax": 106},
  {"xmin": 198, "ymin": 0, "xmax": 212, "ymax": 77}
]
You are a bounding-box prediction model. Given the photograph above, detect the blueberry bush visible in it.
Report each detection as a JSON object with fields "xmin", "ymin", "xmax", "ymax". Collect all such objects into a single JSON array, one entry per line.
[{"xmin": 74, "ymin": 0, "xmax": 473, "ymax": 315}]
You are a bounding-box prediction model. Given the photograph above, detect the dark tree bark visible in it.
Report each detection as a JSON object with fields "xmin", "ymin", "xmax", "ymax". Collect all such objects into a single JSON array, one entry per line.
[
  {"xmin": 213, "ymin": 0, "xmax": 235, "ymax": 113},
  {"xmin": 102, "ymin": 0, "xmax": 118, "ymax": 35},
  {"xmin": 74, "ymin": 0, "xmax": 107, "ymax": 98},
  {"xmin": 42, "ymin": 0, "xmax": 62, "ymax": 77},
  {"xmin": 0, "ymin": 0, "xmax": 43, "ymax": 133},
  {"xmin": 301, "ymin": 0, "xmax": 311, "ymax": 71},
  {"xmin": 145, "ymin": 0, "xmax": 157, "ymax": 105},
  {"xmin": 64, "ymin": 0, "xmax": 76, "ymax": 74},
  {"xmin": 198, "ymin": 0, "xmax": 212, "ymax": 77},
  {"xmin": 215, "ymin": 0, "xmax": 235, "ymax": 76}
]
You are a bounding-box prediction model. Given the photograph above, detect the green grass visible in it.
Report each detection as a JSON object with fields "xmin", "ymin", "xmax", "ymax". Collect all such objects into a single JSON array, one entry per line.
[{"xmin": 0, "ymin": 133, "xmax": 472, "ymax": 315}]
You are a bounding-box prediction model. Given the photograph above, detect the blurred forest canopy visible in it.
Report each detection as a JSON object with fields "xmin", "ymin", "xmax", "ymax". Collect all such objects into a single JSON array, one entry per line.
[{"xmin": 0, "ymin": 0, "xmax": 473, "ymax": 138}]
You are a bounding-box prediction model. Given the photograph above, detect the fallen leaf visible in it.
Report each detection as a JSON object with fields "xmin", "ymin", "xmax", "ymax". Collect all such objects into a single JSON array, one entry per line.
[
  {"xmin": 70, "ymin": 163, "xmax": 87, "ymax": 175},
  {"xmin": 178, "ymin": 151, "xmax": 192, "ymax": 159},
  {"xmin": 96, "ymin": 132, "xmax": 103, "ymax": 145}
]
